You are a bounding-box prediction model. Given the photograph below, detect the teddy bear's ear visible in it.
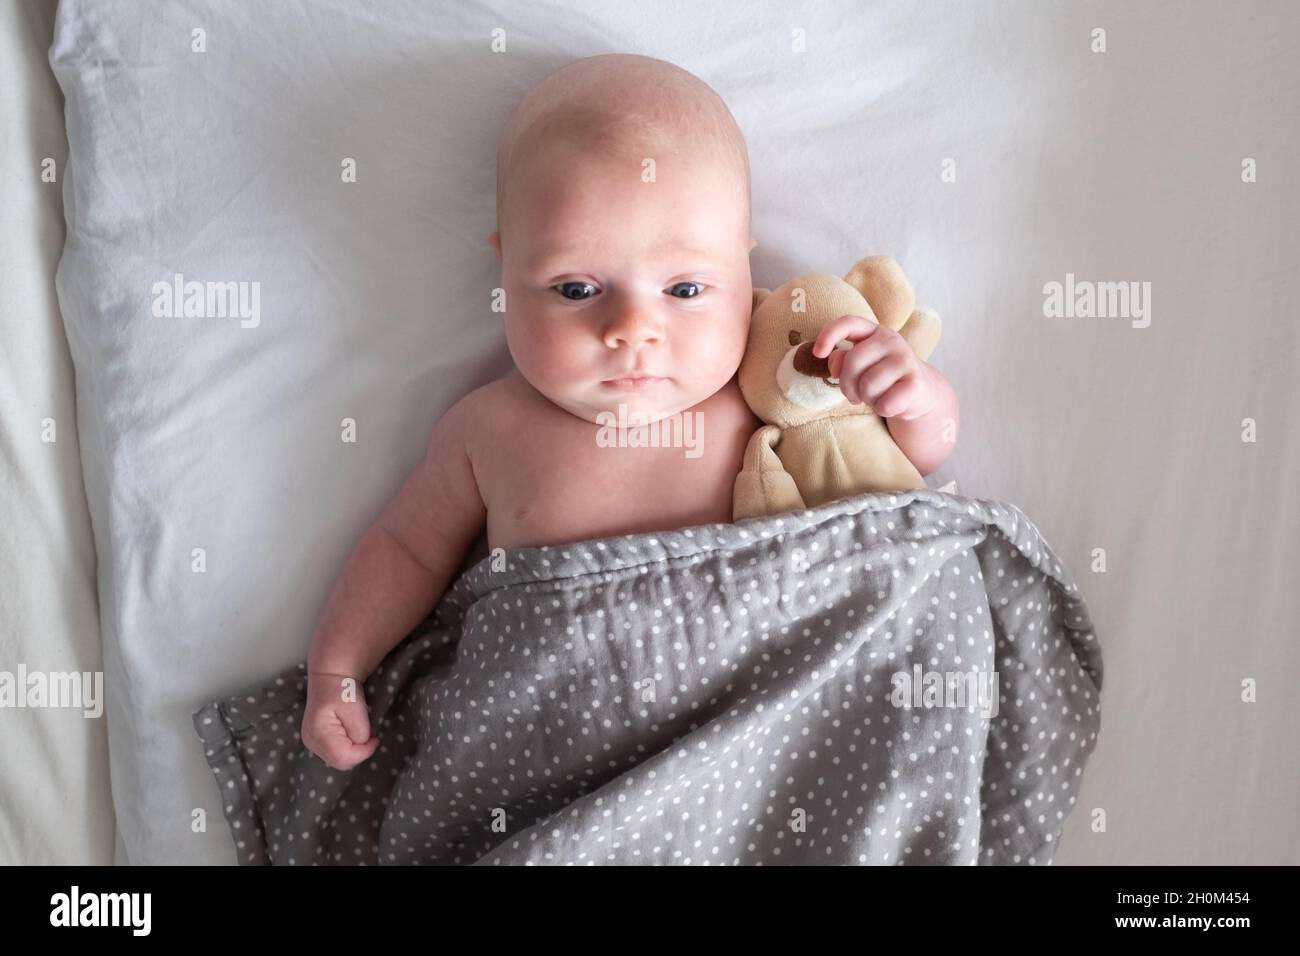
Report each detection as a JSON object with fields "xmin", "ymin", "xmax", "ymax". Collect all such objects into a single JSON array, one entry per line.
[
  {"xmin": 843, "ymin": 256, "xmax": 915, "ymax": 330},
  {"xmin": 751, "ymin": 288, "xmax": 772, "ymax": 312}
]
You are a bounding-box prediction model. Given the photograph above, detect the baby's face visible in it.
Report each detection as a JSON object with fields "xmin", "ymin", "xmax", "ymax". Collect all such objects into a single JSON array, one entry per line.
[{"xmin": 492, "ymin": 142, "xmax": 754, "ymax": 425}]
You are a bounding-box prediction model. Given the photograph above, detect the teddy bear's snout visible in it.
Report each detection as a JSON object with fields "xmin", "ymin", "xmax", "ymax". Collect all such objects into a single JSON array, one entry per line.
[
  {"xmin": 792, "ymin": 341, "xmax": 837, "ymax": 386},
  {"xmin": 777, "ymin": 335, "xmax": 851, "ymax": 412}
]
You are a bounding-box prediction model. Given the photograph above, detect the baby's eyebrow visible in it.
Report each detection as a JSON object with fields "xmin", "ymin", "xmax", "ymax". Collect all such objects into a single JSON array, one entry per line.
[
  {"xmin": 669, "ymin": 245, "xmax": 727, "ymax": 264},
  {"xmin": 528, "ymin": 244, "xmax": 725, "ymax": 271}
]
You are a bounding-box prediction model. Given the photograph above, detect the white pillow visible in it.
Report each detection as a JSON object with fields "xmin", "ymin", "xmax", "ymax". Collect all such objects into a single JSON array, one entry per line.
[{"xmin": 50, "ymin": 0, "xmax": 525, "ymax": 863}]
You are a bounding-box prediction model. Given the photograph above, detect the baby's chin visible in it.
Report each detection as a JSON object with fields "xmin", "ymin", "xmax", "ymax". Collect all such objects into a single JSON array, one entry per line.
[{"xmin": 555, "ymin": 380, "xmax": 702, "ymax": 427}]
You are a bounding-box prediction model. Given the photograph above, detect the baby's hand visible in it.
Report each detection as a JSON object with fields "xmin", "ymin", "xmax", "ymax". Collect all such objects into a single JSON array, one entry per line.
[
  {"xmin": 301, "ymin": 672, "xmax": 380, "ymax": 771},
  {"xmin": 813, "ymin": 316, "xmax": 938, "ymax": 421}
]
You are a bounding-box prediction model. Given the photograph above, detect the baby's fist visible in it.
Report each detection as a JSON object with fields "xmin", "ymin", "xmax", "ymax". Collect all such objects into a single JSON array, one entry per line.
[
  {"xmin": 301, "ymin": 671, "xmax": 380, "ymax": 771},
  {"xmin": 813, "ymin": 316, "xmax": 938, "ymax": 420}
]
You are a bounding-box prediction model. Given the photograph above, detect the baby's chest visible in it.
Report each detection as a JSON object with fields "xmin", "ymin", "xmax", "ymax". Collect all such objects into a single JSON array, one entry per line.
[{"xmin": 483, "ymin": 416, "xmax": 749, "ymax": 551}]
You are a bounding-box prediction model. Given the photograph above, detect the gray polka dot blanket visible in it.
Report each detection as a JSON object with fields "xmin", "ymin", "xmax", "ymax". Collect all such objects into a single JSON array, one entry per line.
[{"xmin": 193, "ymin": 489, "xmax": 1102, "ymax": 865}]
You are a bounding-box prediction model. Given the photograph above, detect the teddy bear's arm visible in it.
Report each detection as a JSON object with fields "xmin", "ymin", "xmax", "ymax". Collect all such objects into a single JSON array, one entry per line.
[
  {"xmin": 733, "ymin": 425, "xmax": 807, "ymax": 521},
  {"xmin": 897, "ymin": 307, "xmax": 942, "ymax": 362}
]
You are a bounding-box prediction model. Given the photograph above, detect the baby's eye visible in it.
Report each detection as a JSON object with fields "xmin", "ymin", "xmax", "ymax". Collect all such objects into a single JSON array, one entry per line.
[
  {"xmin": 666, "ymin": 281, "xmax": 705, "ymax": 299},
  {"xmin": 554, "ymin": 281, "xmax": 599, "ymax": 301}
]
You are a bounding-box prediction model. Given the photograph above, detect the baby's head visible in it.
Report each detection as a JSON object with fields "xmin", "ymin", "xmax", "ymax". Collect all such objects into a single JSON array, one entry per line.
[{"xmin": 490, "ymin": 54, "xmax": 755, "ymax": 425}]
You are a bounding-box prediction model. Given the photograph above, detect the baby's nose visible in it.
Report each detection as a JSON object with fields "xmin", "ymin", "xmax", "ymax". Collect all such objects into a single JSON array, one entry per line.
[{"xmin": 604, "ymin": 316, "xmax": 664, "ymax": 349}]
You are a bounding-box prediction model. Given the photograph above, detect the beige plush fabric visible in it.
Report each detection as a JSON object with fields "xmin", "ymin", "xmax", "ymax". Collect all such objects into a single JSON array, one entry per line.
[{"xmin": 734, "ymin": 256, "xmax": 941, "ymax": 520}]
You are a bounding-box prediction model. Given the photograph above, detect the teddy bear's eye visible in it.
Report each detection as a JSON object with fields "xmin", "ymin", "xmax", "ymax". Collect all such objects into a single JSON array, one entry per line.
[{"xmin": 788, "ymin": 330, "xmax": 802, "ymax": 346}]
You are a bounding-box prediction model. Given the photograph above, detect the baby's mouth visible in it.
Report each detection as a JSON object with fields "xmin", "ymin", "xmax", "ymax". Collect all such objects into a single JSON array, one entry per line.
[{"xmin": 601, "ymin": 375, "xmax": 665, "ymax": 392}]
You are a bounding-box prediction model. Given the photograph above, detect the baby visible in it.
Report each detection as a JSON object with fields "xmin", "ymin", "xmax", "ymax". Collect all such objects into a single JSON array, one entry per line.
[{"xmin": 302, "ymin": 53, "xmax": 960, "ymax": 770}]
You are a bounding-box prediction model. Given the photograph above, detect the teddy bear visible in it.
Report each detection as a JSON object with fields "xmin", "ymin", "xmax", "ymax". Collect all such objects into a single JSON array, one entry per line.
[{"xmin": 733, "ymin": 255, "xmax": 942, "ymax": 520}]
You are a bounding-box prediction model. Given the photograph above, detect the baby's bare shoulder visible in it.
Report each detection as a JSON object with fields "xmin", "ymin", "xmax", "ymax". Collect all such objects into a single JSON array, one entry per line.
[
  {"xmin": 452, "ymin": 370, "xmax": 541, "ymax": 423},
  {"xmin": 435, "ymin": 371, "xmax": 544, "ymax": 472},
  {"xmin": 432, "ymin": 373, "xmax": 508, "ymax": 432}
]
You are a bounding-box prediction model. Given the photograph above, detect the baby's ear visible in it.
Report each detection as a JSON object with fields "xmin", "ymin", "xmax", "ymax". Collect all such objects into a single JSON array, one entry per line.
[{"xmin": 751, "ymin": 288, "xmax": 771, "ymax": 311}]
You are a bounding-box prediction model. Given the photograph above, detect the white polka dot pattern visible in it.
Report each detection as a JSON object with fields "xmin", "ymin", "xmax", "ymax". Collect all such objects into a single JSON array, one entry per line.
[{"xmin": 192, "ymin": 489, "xmax": 1102, "ymax": 865}]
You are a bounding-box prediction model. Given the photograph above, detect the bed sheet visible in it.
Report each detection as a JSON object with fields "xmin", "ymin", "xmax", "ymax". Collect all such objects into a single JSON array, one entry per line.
[
  {"xmin": 0, "ymin": 0, "xmax": 114, "ymax": 865},
  {"xmin": 49, "ymin": 0, "xmax": 1299, "ymax": 864}
]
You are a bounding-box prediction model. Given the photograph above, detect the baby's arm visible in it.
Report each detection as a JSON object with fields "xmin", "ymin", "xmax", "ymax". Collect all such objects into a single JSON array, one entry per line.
[
  {"xmin": 302, "ymin": 396, "xmax": 485, "ymax": 769},
  {"xmin": 882, "ymin": 362, "xmax": 959, "ymax": 476}
]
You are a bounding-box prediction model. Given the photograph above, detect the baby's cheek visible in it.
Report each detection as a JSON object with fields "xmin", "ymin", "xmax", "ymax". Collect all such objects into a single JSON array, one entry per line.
[
  {"xmin": 517, "ymin": 322, "xmax": 587, "ymax": 380},
  {"xmin": 684, "ymin": 311, "xmax": 747, "ymax": 379},
  {"xmin": 504, "ymin": 318, "xmax": 553, "ymax": 378}
]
